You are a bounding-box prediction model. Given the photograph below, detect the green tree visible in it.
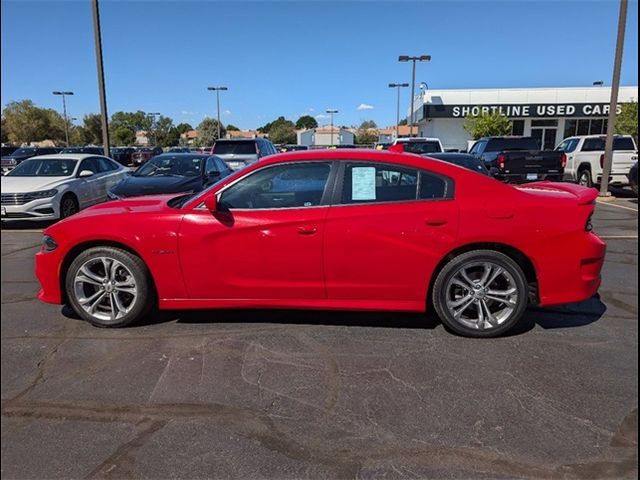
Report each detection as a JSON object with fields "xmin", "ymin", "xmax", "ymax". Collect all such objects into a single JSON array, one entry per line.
[
  {"xmin": 295, "ymin": 115, "xmax": 318, "ymax": 130},
  {"xmin": 110, "ymin": 111, "xmax": 152, "ymax": 132},
  {"xmin": 165, "ymin": 127, "xmax": 181, "ymax": 147},
  {"xmin": 83, "ymin": 114, "xmax": 104, "ymax": 145},
  {"xmin": 398, "ymin": 118, "xmax": 408, "ymax": 126},
  {"xmin": 226, "ymin": 124, "xmax": 240, "ymax": 131},
  {"xmin": 1, "ymin": 117, "xmax": 8, "ymax": 143},
  {"xmin": 69, "ymin": 125, "xmax": 89, "ymax": 145},
  {"xmin": 112, "ymin": 125, "xmax": 136, "ymax": 146},
  {"xmin": 153, "ymin": 116, "xmax": 175, "ymax": 147},
  {"xmin": 175, "ymin": 122, "xmax": 193, "ymax": 134},
  {"xmin": 258, "ymin": 116, "xmax": 295, "ymax": 135},
  {"xmin": 463, "ymin": 112, "xmax": 512, "ymax": 139},
  {"xmin": 359, "ymin": 120, "xmax": 377, "ymax": 129},
  {"xmin": 2, "ymin": 100, "xmax": 66, "ymax": 144},
  {"xmin": 269, "ymin": 123, "xmax": 296, "ymax": 144},
  {"xmin": 615, "ymin": 101, "xmax": 638, "ymax": 144},
  {"xmin": 196, "ymin": 118, "xmax": 226, "ymax": 146}
]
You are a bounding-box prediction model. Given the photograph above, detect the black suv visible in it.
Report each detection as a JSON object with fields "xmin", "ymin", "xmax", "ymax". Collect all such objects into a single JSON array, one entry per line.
[{"xmin": 1, "ymin": 146, "xmax": 59, "ymax": 173}]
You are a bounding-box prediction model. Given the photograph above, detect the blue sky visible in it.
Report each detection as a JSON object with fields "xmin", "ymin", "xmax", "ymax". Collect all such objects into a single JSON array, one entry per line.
[{"xmin": 1, "ymin": 0, "xmax": 638, "ymax": 130}]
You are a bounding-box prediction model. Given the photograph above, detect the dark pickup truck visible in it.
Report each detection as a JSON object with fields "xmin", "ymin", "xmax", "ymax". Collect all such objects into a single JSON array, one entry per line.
[{"xmin": 468, "ymin": 136, "xmax": 565, "ymax": 184}]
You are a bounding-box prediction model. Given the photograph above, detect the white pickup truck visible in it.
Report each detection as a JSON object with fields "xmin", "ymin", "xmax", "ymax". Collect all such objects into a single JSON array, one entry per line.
[{"xmin": 555, "ymin": 135, "xmax": 638, "ymax": 188}]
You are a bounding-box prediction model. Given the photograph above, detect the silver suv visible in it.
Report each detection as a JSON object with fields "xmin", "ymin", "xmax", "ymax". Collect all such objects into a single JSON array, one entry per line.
[{"xmin": 212, "ymin": 138, "xmax": 278, "ymax": 171}]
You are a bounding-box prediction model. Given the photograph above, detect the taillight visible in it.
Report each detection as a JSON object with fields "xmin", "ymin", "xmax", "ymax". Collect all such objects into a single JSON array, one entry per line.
[
  {"xmin": 497, "ymin": 154, "xmax": 506, "ymax": 170},
  {"xmin": 600, "ymin": 154, "xmax": 605, "ymax": 168},
  {"xmin": 561, "ymin": 153, "xmax": 567, "ymax": 169},
  {"xmin": 586, "ymin": 212, "xmax": 594, "ymax": 232}
]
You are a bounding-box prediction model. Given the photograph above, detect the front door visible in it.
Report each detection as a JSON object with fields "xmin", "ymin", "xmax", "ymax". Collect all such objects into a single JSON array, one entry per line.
[
  {"xmin": 178, "ymin": 161, "xmax": 335, "ymax": 300},
  {"xmin": 323, "ymin": 162, "xmax": 459, "ymax": 302},
  {"xmin": 531, "ymin": 120, "xmax": 559, "ymax": 150}
]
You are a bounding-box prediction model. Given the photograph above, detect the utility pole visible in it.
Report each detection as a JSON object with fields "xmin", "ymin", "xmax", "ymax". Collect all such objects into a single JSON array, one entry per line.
[
  {"xmin": 326, "ymin": 109, "xmax": 338, "ymax": 146},
  {"xmin": 399, "ymin": 55, "xmax": 431, "ymax": 137},
  {"xmin": 52, "ymin": 91, "xmax": 74, "ymax": 146},
  {"xmin": 600, "ymin": 0, "xmax": 628, "ymax": 197},
  {"xmin": 92, "ymin": 0, "xmax": 110, "ymax": 157},
  {"xmin": 207, "ymin": 87, "xmax": 228, "ymax": 140},
  {"xmin": 146, "ymin": 112, "xmax": 160, "ymax": 145},
  {"xmin": 388, "ymin": 83, "xmax": 409, "ymax": 139}
]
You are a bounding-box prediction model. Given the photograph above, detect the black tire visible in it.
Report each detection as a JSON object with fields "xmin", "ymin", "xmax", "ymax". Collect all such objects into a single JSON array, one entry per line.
[
  {"xmin": 60, "ymin": 193, "xmax": 79, "ymax": 219},
  {"xmin": 577, "ymin": 168, "xmax": 593, "ymax": 188},
  {"xmin": 65, "ymin": 246, "xmax": 154, "ymax": 328},
  {"xmin": 432, "ymin": 250, "xmax": 529, "ymax": 338}
]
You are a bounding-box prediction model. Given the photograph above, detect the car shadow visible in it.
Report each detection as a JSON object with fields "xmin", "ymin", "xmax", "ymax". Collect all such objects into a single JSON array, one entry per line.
[
  {"xmin": 1, "ymin": 219, "xmax": 58, "ymax": 231},
  {"xmin": 101, "ymin": 294, "xmax": 607, "ymax": 337}
]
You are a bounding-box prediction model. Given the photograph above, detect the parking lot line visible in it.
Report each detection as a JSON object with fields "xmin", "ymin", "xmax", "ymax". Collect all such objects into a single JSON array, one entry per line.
[
  {"xmin": 596, "ymin": 200, "xmax": 639, "ymax": 212},
  {"xmin": 599, "ymin": 235, "xmax": 638, "ymax": 239}
]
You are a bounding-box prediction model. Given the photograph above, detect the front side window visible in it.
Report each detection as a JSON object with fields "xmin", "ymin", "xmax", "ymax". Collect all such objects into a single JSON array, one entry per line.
[
  {"xmin": 219, "ymin": 162, "xmax": 331, "ymax": 209},
  {"xmin": 78, "ymin": 158, "xmax": 100, "ymax": 174},
  {"xmin": 341, "ymin": 163, "xmax": 450, "ymax": 204}
]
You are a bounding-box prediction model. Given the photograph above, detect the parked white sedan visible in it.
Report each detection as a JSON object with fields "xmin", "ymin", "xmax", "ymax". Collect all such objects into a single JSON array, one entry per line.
[{"xmin": 1, "ymin": 154, "xmax": 129, "ymax": 221}]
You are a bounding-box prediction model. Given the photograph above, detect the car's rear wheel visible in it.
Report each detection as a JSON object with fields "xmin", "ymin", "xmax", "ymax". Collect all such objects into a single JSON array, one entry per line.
[
  {"xmin": 65, "ymin": 247, "xmax": 153, "ymax": 327},
  {"xmin": 432, "ymin": 250, "xmax": 529, "ymax": 338},
  {"xmin": 60, "ymin": 194, "xmax": 79, "ymax": 219},
  {"xmin": 578, "ymin": 168, "xmax": 593, "ymax": 188}
]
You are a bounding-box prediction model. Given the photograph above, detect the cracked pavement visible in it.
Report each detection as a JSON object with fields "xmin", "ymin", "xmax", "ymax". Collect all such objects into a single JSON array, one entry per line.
[{"xmin": 1, "ymin": 198, "xmax": 638, "ymax": 479}]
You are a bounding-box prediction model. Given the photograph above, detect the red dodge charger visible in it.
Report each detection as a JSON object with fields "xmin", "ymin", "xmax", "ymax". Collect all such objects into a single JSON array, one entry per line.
[{"xmin": 35, "ymin": 149, "xmax": 606, "ymax": 337}]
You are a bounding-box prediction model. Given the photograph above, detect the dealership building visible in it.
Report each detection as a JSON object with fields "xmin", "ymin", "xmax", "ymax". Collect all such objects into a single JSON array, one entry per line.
[{"xmin": 414, "ymin": 85, "xmax": 638, "ymax": 151}]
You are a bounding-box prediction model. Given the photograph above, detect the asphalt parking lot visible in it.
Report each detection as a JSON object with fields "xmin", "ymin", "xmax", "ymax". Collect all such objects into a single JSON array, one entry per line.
[{"xmin": 1, "ymin": 197, "xmax": 637, "ymax": 479}]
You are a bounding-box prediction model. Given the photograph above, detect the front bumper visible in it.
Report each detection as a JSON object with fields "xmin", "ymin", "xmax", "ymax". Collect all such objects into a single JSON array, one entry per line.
[
  {"xmin": 1, "ymin": 196, "xmax": 60, "ymax": 221},
  {"xmin": 35, "ymin": 247, "xmax": 65, "ymax": 304}
]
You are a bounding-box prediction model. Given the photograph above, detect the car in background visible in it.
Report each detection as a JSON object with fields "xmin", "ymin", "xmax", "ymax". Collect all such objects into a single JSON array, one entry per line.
[
  {"xmin": 469, "ymin": 136, "xmax": 565, "ymax": 184},
  {"xmin": 60, "ymin": 146, "xmax": 106, "ymax": 155},
  {"xmin": 212, "ymin": 138, "xmax": 278, "ymax": 171},
  {"xmin": 167, "ymin": 147, "xmax": 191, "ymax": 153},
  {"xmin": 374, "ymin": 143, "xmax": 392, "ymax": 150},
  {"xmin": 1, "ymin": 145, "xmax": 18, "ymax": 157},
  {"xmin": 36, "ymin": 149, "xmax": 605, "ymax": 338},
  {"xmin": 1, "ymin": 154, "xmax": 128, "ymax": 221},
  {"xmin": 110, "ymin": 147, "xmax": 136, "ymax": 166},
  {"xmin": 392, "ymin": 137, "xmax": 443, "ymax": 155},
  {"xmin": 628, "ymin": 162, "xmax": 638, "ymax": 195},
  {"xmin": 108, "ymin": 153, "xmax": 231, "ymax": 199},
  {"xmin": 279, "ymin": 145, "xmax": 309, "ymax": 153},
  {"xmin": 428, "ymin": 152, "xmax": 490, "ymax": 176},
  {"xmin": 556, "ymin": 135, "xmax": 638, "ymax": 188},
  {"xmin": 131, "ymin": 146, "xmax": 163, "ymax": 166},
  {"xmin": 2, "ymin": 146, "xmax": 59, "ymax": 173}
]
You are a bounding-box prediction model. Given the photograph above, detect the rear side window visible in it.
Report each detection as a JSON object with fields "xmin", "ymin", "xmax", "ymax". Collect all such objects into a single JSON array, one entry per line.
[
  {"xmin": 97, "ymin": 157, "xmax": 118, "ymax": 172},
  {"xmin": 556, "ymin": 138, "xmax": 580, "ymax": 153},
  {"xmin": 214, "ymin": 141, "xmax": 257, "ymax": 155},
  {"xmin": 341, "ymin": 163, "xmax": 451, "ymax": 204},
  {"xmin": 401, "ymin": 141, "xmax": 442, "ymax": 154},
  {"xmin": 581, "ymin": 137, "xmax": 636, "ymax": 152}
]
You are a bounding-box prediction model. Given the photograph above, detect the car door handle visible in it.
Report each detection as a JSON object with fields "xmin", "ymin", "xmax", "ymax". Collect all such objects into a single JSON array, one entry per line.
[
  {"xmin": 425, "ymin": 218, "xmax": 448, "ymax": 227},
  {"xmin": 297, "ymin": 226, "xmax": 318, "ymax": 235}
]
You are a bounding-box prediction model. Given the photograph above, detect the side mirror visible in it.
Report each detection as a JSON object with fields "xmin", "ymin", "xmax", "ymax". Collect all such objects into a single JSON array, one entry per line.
[
  {"xmin": 78, "ymin": 170, "xmax": 94, "ymax": 178},
  {"xmin": 204, "ymin": 195, "xmax": 218, "ymax": 213}
]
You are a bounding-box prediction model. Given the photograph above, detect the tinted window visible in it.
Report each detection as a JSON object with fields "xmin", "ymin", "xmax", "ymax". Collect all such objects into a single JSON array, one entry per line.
[
  {"xmin": 220, "ymin": 162, "xmax": 331, "ymax": 209},
  {"xmin": 11, "ymin": 148, "xmax": 37, "ymax": 156},
  {"xmin": 581, "ymin": 137, "xmax": 636, "ymax": 152},
  {"xmin": 400, "ymin": 141, "xmax": 442, "ymax": 154},
  {"xmin": 342, "ymin": 163, "xmax": 418, "ymax": 204},
  {"xmin": 205, "ymin": 156, "xmax": 219, "ymax": 173},
  {"xmin": 469, "ymin": 141, "xmax": 486, "ymax": 155},
  {"xmin": 555, "ymin": 138, "xmax": 580, "ymax": 153},
  {"xmin": 97, "ymin": 157, "xmax": 118, "ymax": 172},
  {"xmin": 213, "ymin": 141, "xmax": 257, "ymax": 155},
  {"xmin": 484, "ymin": 138, "xmax": 539, "ymax": 152},
  {"xmin": 420, "ymin": 171, "xmax": 449, "ymax": 199},
  {"xmin": 78, "ymin": 158, "xmax": 100, "ymax": 174},
  {"xmin": 6, "ymin": 159, "xmax": 77, "ymax": 177},
  {"xmin": 135, "ymin": 155, "xmax": 204, "ymax": 177}
]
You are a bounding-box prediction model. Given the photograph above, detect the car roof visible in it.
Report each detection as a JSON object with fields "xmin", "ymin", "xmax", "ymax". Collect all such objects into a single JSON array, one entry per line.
[
  {"xmin": 396, "ymin": 137, "xmax": 440, "ymax": 142},
  {"xmin": 428, "ymin": 152, "xmax": 477, "ymax": 159},
  {"xmin": 154, "ymin": 153, "xmax": 210, "ymax": 158},
  {"xmin": 25, "ymin": 153, "xmax": 105, "ymax": 161}
]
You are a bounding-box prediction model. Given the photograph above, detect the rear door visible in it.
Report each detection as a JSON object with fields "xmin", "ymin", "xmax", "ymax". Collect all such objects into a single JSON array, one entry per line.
[{"xmin": 323, "ymin": 161, "xmax": 459, "ymax": 303}]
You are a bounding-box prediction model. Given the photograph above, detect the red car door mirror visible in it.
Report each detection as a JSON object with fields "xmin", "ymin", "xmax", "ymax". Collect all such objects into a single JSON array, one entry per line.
[{"xmin": 204, "ymin": 195, "xmax": 218, "ymax": 213}]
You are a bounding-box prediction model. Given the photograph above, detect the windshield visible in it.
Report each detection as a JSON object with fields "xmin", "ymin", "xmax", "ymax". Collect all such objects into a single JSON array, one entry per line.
[
  {"xmin": 485, "ymin": 137, "xmax": 539, "ymax": 152},
  {"xmin": 134, "ymin": 155, "xmax": 203, "ymax": 177},
  {"xmin": 213, "ymin": 141, "xmax": 257, "ymax": 155},
  {"xmin": 7, "ymin": 158, "xmax": 77, "ymax": 177},
  {"xmin": 401, "ymin": 141, "xmax": 441, "ymax": 154},
  {"xmin": 10, "ymin": 148, "xmax": 37, "ymax": 156}
]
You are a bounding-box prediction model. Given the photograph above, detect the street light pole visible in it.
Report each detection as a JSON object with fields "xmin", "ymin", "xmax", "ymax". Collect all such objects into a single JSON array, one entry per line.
[
  {"xmin": 92, "ymin": 0, "xmax": 110, "ymax": 157},
  {"xmin": 53, "ymin": 91, "xmax": 74, "ymax": 146},
  {"xmin": 388, "ymin": 83, "xmax": 409, "ymax": 139},
  {"xmin": 326, "ymin": 109, "xmax": 338, "ymax": 146},
  {"xmin": 600, "ymin": 0, "xmax": 628, "ymax": 198},
  {"xmin": 147, "ymin": 112, "xmax": 160, "ymax": 145},
  {"xmin": 399, "ymin": 55, "xmax": 431, "ymax": 138},
  {"xmin": 207, "ymin": 86, "xmax": 228, "ymax": 140}
]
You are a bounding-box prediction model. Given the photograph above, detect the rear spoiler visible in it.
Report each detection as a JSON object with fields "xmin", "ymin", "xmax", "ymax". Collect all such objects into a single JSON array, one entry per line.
[{"xmin": 520, "ymin": 181, "xmax": 599, "ymax": 205}]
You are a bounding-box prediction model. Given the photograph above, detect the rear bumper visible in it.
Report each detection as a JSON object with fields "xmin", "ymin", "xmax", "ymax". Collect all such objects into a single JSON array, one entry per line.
[
  {"xmin": 538, "ymin": 232, "xmax": 606, "ymax": 306},
  {"xmin": 596, "ymin": 173, "xmax": 629, "ymax": 186},
  {"xmin": 35, "ymin": 249, "xmax": 64, "ymax": 304},
  {"xmin": 497, "ymin": 173, "xmax": 563, "ymax": 184}
]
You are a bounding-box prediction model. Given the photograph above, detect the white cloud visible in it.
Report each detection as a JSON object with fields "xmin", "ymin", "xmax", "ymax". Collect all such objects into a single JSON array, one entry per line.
[
  {"xmin": 308, "ymin": 108, "xmax": 315, "ymax": 112},
  {"xmin": 223, "ymin": 110, "xmax": 232, "ymax": 116},
  {"xmin": 181, "ymin": 110, "xmax": 197, "ymax": 116},
  {"xmin": 357, "ymin": 103, "xmax": 374, "ymax": 111},
  {"xmin": 314, "ymin": 114, "xmax": 330, "ymax": 120}
]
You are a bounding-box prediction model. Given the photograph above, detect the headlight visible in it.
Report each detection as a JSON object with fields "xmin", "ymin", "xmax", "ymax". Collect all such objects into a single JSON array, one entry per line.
[
  {"xmin": 26, "ymin": 189, "xmax": 58, "ymax": 199},
  {"xmin": 41, "ymin": 235, "xmax": 58, "ymax": 252}
]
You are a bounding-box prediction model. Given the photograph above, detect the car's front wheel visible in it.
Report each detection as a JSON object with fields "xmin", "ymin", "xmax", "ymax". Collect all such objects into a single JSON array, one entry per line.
[
  {"xmin": 432, "ymin": 250, "xmax": 529, "ymax": 338},
  {"xmin": 65, "ymin": 247, "xmax": 154, "ymax": 327},
  {"xmin": 60, "ymin": 194, "xmax": 79, "ymax": 219}
]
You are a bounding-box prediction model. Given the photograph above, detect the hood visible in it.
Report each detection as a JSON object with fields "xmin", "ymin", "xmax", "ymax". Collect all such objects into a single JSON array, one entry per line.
[
  {"xmin": 111, "ymin": 174, "xmax": 203, "ymax": 198},
  {"xmin": 0, "ymin": 175, "xmax": 71, "ymax": 193}
]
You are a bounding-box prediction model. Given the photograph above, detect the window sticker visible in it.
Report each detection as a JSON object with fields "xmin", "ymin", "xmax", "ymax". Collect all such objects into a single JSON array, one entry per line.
[{"xmin": 352, "ymin": 166, "xmax": 376, "ymax": 201}]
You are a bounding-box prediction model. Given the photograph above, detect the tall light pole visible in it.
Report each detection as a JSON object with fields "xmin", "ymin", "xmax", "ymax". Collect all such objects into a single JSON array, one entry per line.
[
  {"xmin": 326, "ymin": 109, "xmax": 338, "ymax": 146},
  {"xmin": 147, "ymin": 112, "xmax": 160, "ymax": 145},
  {"xmin": 53, "ymin": 91, "xmax": 73, "ymax": 146},
  {"xmin": 92, "ymin": 0, "xmax": 110, "ymax": 157},
  {"xmin": 399, "ymin": 55, "xmax": 431, "ymax": 137},
  {"xmin": 388, "ymin": 83, "xmax": 408, "ymax": 139},
  {"xmin": 207, "ymin": 86, "xmax": 228, "ymax": 140},
  {"xmin": 600, "ymin": 0, "xmax": 628, "ymax": 198}
]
